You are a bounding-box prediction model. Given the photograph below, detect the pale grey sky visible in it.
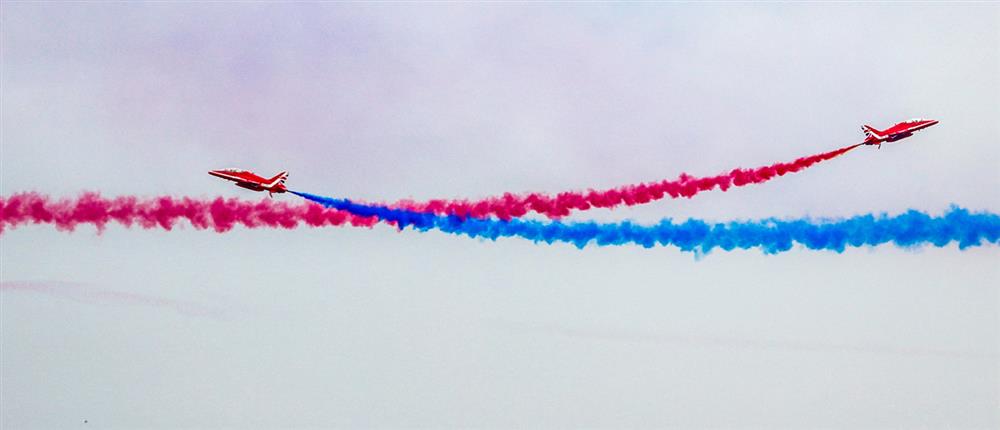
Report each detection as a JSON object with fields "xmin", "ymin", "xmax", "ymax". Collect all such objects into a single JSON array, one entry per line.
[{"xmin": 2, "ymin": 3, "xmax": 998, "ymax": 428}]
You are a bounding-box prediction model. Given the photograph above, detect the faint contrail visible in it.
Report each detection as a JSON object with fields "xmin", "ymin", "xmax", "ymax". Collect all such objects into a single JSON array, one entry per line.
[
  {"xmin": 292, "ymin": 191, "xmax": 1000, "ymax": 254},
  {"xmin": 0, "ymin": 281, "xmax": 223, "ymax": 318},
  {"xmin": 488, "ymin": 318, "xmax": 998, "ymax": 360}
]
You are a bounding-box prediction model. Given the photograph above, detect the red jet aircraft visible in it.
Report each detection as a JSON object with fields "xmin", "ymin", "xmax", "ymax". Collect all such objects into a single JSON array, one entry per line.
[
  {"xmin": 208, "ymin": 168, "xmax": 288, "ymax": 196},
  {"xmin": 861, "ymin": 118, "xmax": 939, "ymax": 148}
]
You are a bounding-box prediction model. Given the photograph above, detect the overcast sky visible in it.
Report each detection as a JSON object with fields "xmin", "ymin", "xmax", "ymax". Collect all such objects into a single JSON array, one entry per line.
[{"xmin": 2, "ymin": 3, "xmax": 998, "ymax": 429}]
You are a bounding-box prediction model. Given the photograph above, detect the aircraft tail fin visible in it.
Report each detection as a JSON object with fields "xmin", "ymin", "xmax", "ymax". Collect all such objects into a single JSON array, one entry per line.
[
  {"xmin": 862, "ymin": 125, "xmax": 885, "ymax": 139},
  {"xmin": 265, "ymin": 171, "xmax": 288, "ymax": 188}
]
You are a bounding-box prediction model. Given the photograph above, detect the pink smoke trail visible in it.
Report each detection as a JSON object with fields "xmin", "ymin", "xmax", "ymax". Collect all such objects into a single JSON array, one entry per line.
[
  {"xmin": 0, "ymin": 193, "xmax": 375, "ymax": 235},
  {"xmin": 0, "ymin": 144, "xmax": 862, "ymax": 234},
  {"xmin": 393, "ymin": 144, "xmax": 863, "ymax": 219}
]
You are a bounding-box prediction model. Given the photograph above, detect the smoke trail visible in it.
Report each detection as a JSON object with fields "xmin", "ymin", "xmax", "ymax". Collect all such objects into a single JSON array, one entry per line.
[
  {"xmin": 292, "ymin": 191, "xmax": 1000, "ymax": 254},
  {"xmin": 1, "ymin": 281, "xmax": 223, "ymax": 318},
  {"xmin": 491, "ymin": 319, "xmax": 998, "ymax": 359},
  {"xmin": 390, "ymin": 144, "xmax": 862, "ymax": 219},
  {"xmin": 0, "ymin": 192, "xmax": 378, "ymax": 235},
  {"xmin": 1, "ymin": 145, "xmax": 861, "ymax": 235},
  {"xmin": 8, "ymin": 191, "xmax": 998, "ymax": 256}
]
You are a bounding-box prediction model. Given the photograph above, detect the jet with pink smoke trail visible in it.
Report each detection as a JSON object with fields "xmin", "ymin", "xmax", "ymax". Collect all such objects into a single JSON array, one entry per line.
[
  {"xmin": 202, "ymin": 144, "xmax": 862, "ymax": 220},
  {"xmin": 4, "ymin": 143, "xmax": 863, "ymax": 235}
]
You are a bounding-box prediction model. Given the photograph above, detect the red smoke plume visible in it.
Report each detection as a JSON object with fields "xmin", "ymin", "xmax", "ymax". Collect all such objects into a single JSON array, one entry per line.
[
  {"xmin": 395, "ymin": 144, "xmax": 862, "ymax": 219},
  {"xmin": 0, "ymin": 193, "xmax": 374, "ymax": 234},
  {"xmin": 1, "ymin": 144, "xmax": 861, "ymax": 234}
]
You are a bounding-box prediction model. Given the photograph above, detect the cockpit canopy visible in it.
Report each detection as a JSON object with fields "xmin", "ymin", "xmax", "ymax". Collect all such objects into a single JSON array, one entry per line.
[
  {"xmin": 904, "ymin": 118, "xmax": 929, "ymax": 123},
  {"xmin": 220, "ymin": 168, "xmax": 249, "ymax": 173}
]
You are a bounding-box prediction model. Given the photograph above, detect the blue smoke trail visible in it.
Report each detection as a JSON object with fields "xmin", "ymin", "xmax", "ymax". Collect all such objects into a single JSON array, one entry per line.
[{"xmin": 290, "ymin": 191, "xmax": 1000, "ymax": 254}]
